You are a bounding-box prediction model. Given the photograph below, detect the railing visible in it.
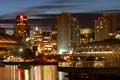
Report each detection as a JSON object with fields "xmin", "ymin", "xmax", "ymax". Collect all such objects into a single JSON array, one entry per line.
[{"xmin": 58, "ymin": 61, "xmax": 120, "ymax": 68}]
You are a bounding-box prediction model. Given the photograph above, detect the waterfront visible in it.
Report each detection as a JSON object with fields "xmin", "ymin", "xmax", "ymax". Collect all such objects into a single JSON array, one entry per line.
[
  {"xmin": 0, "ymin": 1, "xmax": 120, "ymax": 80},
  {"xmin": 1, "ymin": 60, "xmax": 120, "ymax": 80},
  {"xmin": 0, "ymin": 65, "xmax": 57, "ymax": 80},
  {"xmin": 1, "ymin": 53, "xmax": 120, "ymax": 80}
]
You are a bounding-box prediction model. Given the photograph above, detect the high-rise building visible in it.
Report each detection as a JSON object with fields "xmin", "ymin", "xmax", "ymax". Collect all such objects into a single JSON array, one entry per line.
[
  {"xmin": 95, "ymin": 16, "xmax": 106, "ymax": 41},
  {"xmin": 51, "ymin": 25, "xmax": 57, "ymax": 51},
  {"xmin": 104, "ymin": 13, "xmax": 116, "ymax": 38},
  {"xmin": 71, "ymin": 18, "xmax": 80, "ymax": 52},
  {"xmin": 30, "ymin": 26, "xmax": 55, "ymax": 54},
  {"xmin": 30, "ymin": 27, "xmax": 43, "ymax": 54},
  {"xmin": 95, "ymin": 13, "xmax": 116, "ymax": 41},
  {"xmin": 42, "ymin": 32, "xmax": 53, "ymax": 53},
  {"xmin": 80, "ymin": 28, "xmax": 94, "ymax": 45},
  {"xmin": 57, "ymin": 12, "xmax": 80, "ymax": 54},
  {"xmin": 31, "ymin": 27, "xmax": 43, "ymax": 46},
  {"xmin": 57, "ymin": 12, "xmax": 71, "ymax": 54},
  {"xmin": 14, "ymin": 14, "xmax": 30, "ymax": 41}
]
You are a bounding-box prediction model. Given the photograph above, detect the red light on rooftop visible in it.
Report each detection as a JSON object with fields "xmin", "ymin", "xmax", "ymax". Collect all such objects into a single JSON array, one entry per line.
[
  {"xmin": 16, "ymin": 14, "xmax": 27, "ymax": 21},
  {"xmin": 20, "ymin": 15, "xmax": 23, "ymax": 19}
]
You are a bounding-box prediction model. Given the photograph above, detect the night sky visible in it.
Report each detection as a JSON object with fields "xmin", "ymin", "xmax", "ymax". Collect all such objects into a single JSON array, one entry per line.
[{"xmin": 0, "ymin": 0, "xmax": 120, "ymax": 31}]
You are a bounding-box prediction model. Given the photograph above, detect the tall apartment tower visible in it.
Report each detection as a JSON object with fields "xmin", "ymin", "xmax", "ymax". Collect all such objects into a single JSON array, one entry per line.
[
  {"xmin": 57, "ymin": 12, "xmax": 71, "ymax": 54},
  {"xmin": 104, "ymin": 13, "xmax": 116, "ymax": 38},
  {"xmin": 57, "ymin": 12, "xmax": 80, "ymax": 54},
  {"xmin": 14, "ymin": 14, "xmax": 30, "ymax": 41},
  {"xmin": 71, "ymin": 18, "xmax": 80, "ymax": 52},
  {"xmin": 95, "ymin": 13, "xmax": 116, "ymax": 41}
]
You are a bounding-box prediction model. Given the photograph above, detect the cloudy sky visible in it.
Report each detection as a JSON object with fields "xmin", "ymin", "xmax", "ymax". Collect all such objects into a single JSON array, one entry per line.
[
  {"xmin": 0, "ymin": 0, "xmax": 120, "ymax": 19},
  {"xmin": 0, "ymin": 0, "xmax": 120, "ymax": 34}
]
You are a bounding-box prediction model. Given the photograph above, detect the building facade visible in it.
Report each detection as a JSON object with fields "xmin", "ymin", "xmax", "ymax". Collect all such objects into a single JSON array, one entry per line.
[
  {"xmin": 71, "ymin": 18, "xmax": 80, "ymax": 52},
  {"xmin": 80, "ymin": 28, "xmax": 94, "ymax": 45},
  {"xmin": 57, "ymin": 12, "xmax": 80, "ymax": 54},
  {"xmin": 95, "ymin": 13, "xmax": 116, "ymax": 41},
  {"xmin": 14, "ymin": 14, "xmax": 30, "ymax": 41},
  {"xmin": 30, "ymin": 27, "xmax": 43, "ymax": 54},
  {"xmin": 30, "ymin": 26, "xmax": 56, "ymax": 54},
  {"xmin": 51, "ymin": 25, "xmax": 57, "ymax": 51}
]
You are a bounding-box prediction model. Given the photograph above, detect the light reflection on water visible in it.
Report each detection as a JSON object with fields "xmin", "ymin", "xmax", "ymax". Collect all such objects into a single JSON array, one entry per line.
[{"xmin": 0, "ymin": 65, "xmax": 57, "ymax": 80}]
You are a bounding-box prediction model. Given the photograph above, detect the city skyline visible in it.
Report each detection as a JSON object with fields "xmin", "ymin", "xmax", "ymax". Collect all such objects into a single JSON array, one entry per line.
[
  {"xmin": 0, "ymin": 0, "xmax": 120, "ymax": 29},
  {"xmin": 1, "ymin": 1, "xmax": 120, "ymax": 36},
  {"xmin": 0, "ymin": 1, "xmax": 120, "ymax": 80}
]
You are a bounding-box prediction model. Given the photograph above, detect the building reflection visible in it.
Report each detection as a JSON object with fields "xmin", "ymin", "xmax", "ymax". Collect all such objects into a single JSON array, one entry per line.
[{"xmin": 0, "ymin": 65, "xmax": 57, "ymax": 80}]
